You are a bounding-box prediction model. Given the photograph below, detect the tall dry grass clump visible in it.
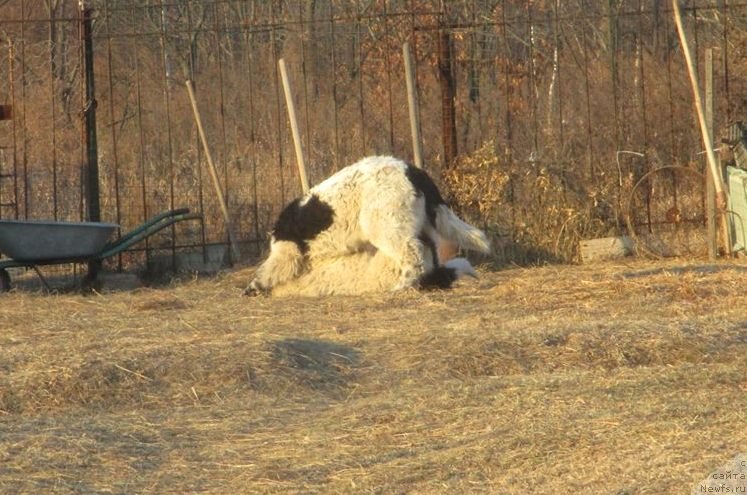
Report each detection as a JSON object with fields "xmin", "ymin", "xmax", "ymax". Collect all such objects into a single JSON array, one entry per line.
[{"xmin": 443, "ymin": 141, "xmax": 617, "ymax": 263}]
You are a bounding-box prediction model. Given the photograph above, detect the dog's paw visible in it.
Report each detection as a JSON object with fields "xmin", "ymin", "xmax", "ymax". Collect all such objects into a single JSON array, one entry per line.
[{"xmin": 243, "ymin": 280, "xmax": 268, "ymax": 297}]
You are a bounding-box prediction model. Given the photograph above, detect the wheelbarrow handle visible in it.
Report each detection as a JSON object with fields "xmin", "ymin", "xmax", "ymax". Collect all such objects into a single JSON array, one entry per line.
[
  {"xmin": 107, "ymin": 208, "xmax": 191, "ymax": 248},
  {"xmin": 97, "ymin": 211, "xmax": 202, "ymax": 260}
]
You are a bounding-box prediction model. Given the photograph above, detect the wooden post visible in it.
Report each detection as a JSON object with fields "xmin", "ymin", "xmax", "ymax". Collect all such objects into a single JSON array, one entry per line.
[
  {"xmin": 185, "ymin": 80, "xmax": 241, "ymax": 262},
  {"xmin": 705, "ymin": 49, "xmax": 717, "ymax": 259},
  {"xmin": 278, "ymin": 59, "xmax": 309, "ymax": 193},
  {"xmin": 672, "ymin": 1, "xmax": 727, "ymax": 209},
  {"xmin": 402, "ymin": 42, "xmax": 423, "ymax": 169}
]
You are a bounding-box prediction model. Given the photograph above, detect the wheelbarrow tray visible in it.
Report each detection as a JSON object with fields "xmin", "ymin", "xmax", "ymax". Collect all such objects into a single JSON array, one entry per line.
[{"xmin": 0, "ymin": 219, "xmax": 118, "ymax": 262}]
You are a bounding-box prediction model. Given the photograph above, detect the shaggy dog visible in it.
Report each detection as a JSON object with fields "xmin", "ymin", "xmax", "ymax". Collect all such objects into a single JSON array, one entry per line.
[{"xmin": 246, "ymin": 156, "xmax": 490, "ymax": 295}]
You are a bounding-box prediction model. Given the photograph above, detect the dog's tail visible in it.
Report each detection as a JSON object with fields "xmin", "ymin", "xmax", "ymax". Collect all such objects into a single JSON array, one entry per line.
[
  {"xmin": 405, "ymin": 162, "xmax": 490, "ymax": 255},
  {"xmin": 419, "ymin": 257, "xmax": 478, "ymax": 290},
  {"xmin": 434, "ymin": 204, "xmax": 491, "ymax": 254}
]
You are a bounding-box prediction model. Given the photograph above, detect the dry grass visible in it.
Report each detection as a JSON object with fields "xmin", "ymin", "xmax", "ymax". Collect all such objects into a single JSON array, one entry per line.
[{"xmin": 1, "ymin": 259, "xmax": 747, "ymax": 494}]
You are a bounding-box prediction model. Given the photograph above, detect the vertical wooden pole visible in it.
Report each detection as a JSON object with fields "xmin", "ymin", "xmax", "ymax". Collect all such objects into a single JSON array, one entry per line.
[
  {"xmin": 185, "ymin": 80, "xmax": 241, "ymax": 262},
  {"xmin": 672, "ymin": 0, "xmax": 726, "ymax": 206},
  {"xmin": 402, "ymin": 42, "xmax": 423, "ymax": 168},
  {"xmin": 705, "ymin": 49, "xmax": 717, "ymax": 259},
  {"xmin": 278, "ymin": 59, "xmax": 309, "ymax": 194}
]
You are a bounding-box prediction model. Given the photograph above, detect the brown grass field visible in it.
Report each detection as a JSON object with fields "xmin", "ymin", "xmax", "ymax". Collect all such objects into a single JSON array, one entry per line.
[{"xmin": 1, "ymin": 259, "xmax": 746, "ymax": 494}]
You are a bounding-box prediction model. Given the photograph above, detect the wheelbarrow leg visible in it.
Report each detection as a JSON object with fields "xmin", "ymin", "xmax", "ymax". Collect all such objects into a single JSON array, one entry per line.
[
  {"xmin": 82, "ymin": 260, "xmax": 103, "ymax": 293},
  {"xmin": 0, "ymin": 269, "xmax": 10, "ymax": 292},
  {"xmin": 32, "ymin": 266, "xmax": 52, "ymax": 292}
]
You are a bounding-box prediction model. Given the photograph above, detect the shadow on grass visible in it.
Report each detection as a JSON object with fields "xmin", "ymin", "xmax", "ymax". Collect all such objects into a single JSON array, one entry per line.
[{"xmin": 269, "ymin": 338, "xmax": 362, "ymax": 393}]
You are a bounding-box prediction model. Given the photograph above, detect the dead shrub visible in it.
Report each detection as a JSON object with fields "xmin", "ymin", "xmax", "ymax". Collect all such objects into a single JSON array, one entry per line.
[{"xmin": 443, "ymin": 141, "xmax": 616, "ymax": 263}]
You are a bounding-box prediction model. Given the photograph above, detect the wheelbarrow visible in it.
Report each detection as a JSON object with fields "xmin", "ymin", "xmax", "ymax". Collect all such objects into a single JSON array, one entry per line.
[{"xmin": 0, "ymin": 208, "xmax": 202, "ymax": 292}]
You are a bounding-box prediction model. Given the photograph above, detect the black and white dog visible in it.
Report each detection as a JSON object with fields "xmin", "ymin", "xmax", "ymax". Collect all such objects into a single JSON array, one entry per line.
[{"xmin": 246, "ymin": 156, "xmax": 490, "ymax": 296}]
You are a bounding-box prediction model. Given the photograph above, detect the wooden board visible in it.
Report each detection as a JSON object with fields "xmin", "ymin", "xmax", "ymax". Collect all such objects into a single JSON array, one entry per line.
[{"xmin": 579, "ymin": 236, "xmax": 635, "ymax": 263}]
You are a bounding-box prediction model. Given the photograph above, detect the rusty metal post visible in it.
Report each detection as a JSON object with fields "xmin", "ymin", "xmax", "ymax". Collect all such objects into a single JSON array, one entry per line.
[
  {"xmin": 80, "ymin": 1, "xmax": 101, "ymax": 283},
  {"xmin": 438, "ymin": 27, "xmax": 457, "ymax": 168},
  {"xmin": 705, "ymin": 49, "xmax": 717, "ymax": 259}
]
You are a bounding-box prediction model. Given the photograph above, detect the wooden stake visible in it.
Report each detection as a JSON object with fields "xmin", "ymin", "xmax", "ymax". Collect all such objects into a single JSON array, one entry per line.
[
  {"xmin": 403, "ymin": 42, "xmax": 423, "ymax": 169},
  {"xmin": 278, "ymin": 59, "xmax": 310, "ymax": 194},
  {"xmin": 672, "ymin": 1, "xmax": 727, "ymax": 209},
  {"xmin": 185, "ymin": 80, "xmax": 241, "ymax": 262}
]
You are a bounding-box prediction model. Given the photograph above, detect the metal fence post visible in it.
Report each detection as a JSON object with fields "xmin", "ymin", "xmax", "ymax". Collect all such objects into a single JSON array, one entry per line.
[
  {"xmin": 80, "ymin": 1, "xmax": 101, "ymax": 283},
  {"xmin": 438, "ymin": 26, "xmax": 457, "ymax": 168}
]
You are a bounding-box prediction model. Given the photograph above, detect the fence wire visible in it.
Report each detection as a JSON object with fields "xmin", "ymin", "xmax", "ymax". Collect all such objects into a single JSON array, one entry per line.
[{"xmin": 0, "ymin": 0, "xmax": 745, "ymax": 268}]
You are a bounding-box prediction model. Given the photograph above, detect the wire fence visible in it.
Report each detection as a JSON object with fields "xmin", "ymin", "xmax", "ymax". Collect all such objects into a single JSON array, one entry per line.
[{"xmin": 0, "ymin": 0, "xmax": 745, "ymax": 271}]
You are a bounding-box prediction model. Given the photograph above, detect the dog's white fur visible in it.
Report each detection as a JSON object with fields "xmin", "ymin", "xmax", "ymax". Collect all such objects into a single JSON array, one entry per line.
[
  {"xmin": 249, "ymin": 156, "xmax": 490, "ymax": 294},
  {"xmin": 270, "ymin": 249, "xmax": 477, "ymax": 297}
]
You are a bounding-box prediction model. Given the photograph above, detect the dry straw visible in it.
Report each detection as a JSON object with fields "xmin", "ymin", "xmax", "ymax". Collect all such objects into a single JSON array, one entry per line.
[{"xmin": 1, "ymin": 259, "xmax": 746, "ymax": 493}]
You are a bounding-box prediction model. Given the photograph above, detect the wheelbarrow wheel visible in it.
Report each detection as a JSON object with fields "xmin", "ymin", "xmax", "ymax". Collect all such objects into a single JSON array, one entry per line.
[{"xmin": 0, "ymin": 269, "xmax": 10, "ymax": 293}]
